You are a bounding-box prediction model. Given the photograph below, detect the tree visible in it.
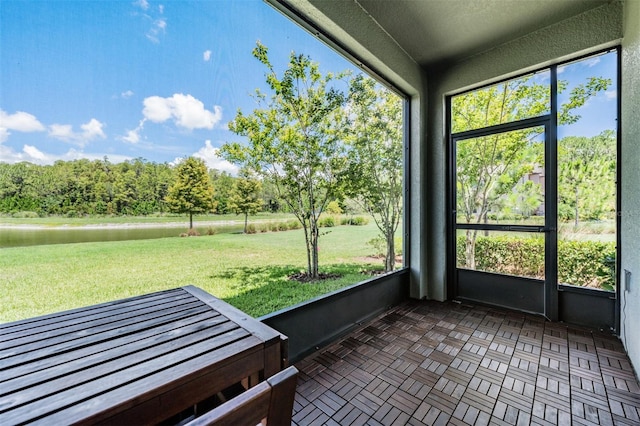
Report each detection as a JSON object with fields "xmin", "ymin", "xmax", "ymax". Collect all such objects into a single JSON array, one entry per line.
[
  {"xmin": 220, "ymin": 42, "xmax": 349, "ymax": 279},
  {"xmin": 345, "ymin": 75, "xmax": 403, "ymax": 272},
  {"xmin": 165, "ymin": 157, "xmax": 214, "ymax": 229},
  {"xmin": 228, "ymin": 170, "xmax": 263, "ymax": 233},
  {"xmin": 259, "ymin": 177, "xmax": 282, "ymax": 213},
  {"xmin": 453, "ymin": 74, "xmax": 611, "ymax": 268},
  {"xmin": 558, "ymin": 130, "xmax": 616, "ymax": 227},
  {"xmin": 209, "ymin": 170, "xmax": 235, "ymax": 214}
]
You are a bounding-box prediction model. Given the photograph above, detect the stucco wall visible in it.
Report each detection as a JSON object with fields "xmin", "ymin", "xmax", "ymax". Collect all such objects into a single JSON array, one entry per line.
[
  {"xmin": 620, "ymin": 0, "xmax": 640, "ymax": 373},
  {"xmin": 426, "ymin": 2, "xmax": 623, "ymax": 301}
]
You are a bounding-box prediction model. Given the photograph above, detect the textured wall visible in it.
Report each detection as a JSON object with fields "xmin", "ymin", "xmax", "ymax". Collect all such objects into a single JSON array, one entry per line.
[
  {"xmin": 620, "ymin": 0, "xmax": 640, "ymax": 373},
  {"xmin": 426, "ymin": 2, "xmax": 623, "ymax": 301}
]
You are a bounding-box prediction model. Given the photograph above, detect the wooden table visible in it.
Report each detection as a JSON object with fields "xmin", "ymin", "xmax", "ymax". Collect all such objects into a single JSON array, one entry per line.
[{"xmin": 0, "ymin": 286, "xmax": 287, "ymax": 425}]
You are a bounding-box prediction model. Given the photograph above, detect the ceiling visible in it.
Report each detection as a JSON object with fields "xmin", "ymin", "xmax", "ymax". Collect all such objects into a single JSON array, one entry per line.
[{"xmin": 354, "ymin": 0, "xmax": 611, "ymax": 67}]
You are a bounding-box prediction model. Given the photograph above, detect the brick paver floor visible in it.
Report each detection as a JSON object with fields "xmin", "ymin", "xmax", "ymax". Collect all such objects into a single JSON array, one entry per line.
[{"xmin": 293, "ymin": 300, "xmax": 640, "ymax": 425}]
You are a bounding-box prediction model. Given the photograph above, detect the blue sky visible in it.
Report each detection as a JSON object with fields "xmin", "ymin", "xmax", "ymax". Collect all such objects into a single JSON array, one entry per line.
[
  {"xmin": 557, "ymin": 50, "xmax": 618, "ymax": 140},
  {"xmin": 0, "ymin": 1, "xmax": 617, "ymax": 172},
  {"xmin": 0, "ymin": 0, "xmax": 355, "ymax": 172}
]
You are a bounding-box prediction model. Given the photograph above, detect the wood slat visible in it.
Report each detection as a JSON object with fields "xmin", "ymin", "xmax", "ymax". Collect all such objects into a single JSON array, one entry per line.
[
  {"xmin": 0, "ymin": 309, "xmax": 217, "ymax": 384},
  {"xmin": 0, "ymin": 296, "xmax": 200, "ymax": 354},
  {"xmin": 0, "ymin": 288, "xmax": 185, "ymax": 335},
  {"xmin": 3, "ymin": 329, "xmax": 257, "ymax": 424},
  {"xmin": 0, "ymin": 316, "xmax": 235, "ymax": 401},
  {"xmin": 0, "ymin": 302, "xmax": 208, "ymax": 369}
]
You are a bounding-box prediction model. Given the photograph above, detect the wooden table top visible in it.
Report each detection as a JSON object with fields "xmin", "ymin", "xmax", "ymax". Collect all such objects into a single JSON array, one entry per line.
[{"xmin": 0, "ymin": 286, "xmax": 284, "ymax": 425}]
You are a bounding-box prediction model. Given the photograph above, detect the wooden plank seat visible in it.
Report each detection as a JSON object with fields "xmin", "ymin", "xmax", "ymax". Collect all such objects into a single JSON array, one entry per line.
[{"xmin": 186, "ymin": 366, "xmax": 298, "ymax": 426}]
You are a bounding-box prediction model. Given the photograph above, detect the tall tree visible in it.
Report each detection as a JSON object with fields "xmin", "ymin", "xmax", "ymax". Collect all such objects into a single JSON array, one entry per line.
[
  {"xmin": 165, "ymin": 157, "xmax": 214, "ymax": 229},
  {"xmin": 228, "ymin": 170, "xmax": 263, "ymax": 233},
  {"xmin": 558, "ymin": 130, "xmax": 616, "ymax": 227},
  {"xmin": 209, "ymin": 170, "xmax": 235, "ymax": 214},
  {"xmin": 220, "ymin": 42, "xmax": 348, "ymax": 279},
  {"xmin": 346, "ymin": 75, "xmax": 404, "ymax": 272}
]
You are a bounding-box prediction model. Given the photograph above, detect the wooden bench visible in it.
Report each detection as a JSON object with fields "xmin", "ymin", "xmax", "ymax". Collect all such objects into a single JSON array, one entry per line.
[{"xmin": 186, "ymin": 366, "xmax": 298, "ymax": 426}]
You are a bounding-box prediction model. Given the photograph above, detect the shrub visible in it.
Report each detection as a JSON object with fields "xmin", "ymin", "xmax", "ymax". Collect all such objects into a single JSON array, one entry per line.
[
  {"xmin": 355, "ymin": 216, "xmax": 369, "ymax": 225},
  {"xmin": 395, "ymin": 236, "xmax": 403, "ymax": 256},
  {"xmin": 187, "ymin": 228, "xmax": 200, "ymax": 237},
  {"xmin": 287, "ymin": 220, "xmax": 301, "ymax": 230},
  {"xmin": 246, "ymin": 224, "xmax": 257, "ymax": 234},
  {"xmin": 269, "ymin": 222, "xmax": 280, "ymax": 232},
  {"xmin": 325, "ymin": 201, "xmax": 343, "ymax": 215},
  {"xmin": 456, "ymin": 235, "xmax": 615, "ymax": 290},
  {"xmin": 367, "ymin": 236, "xmax": 385, "ymax": 257},
  {"xmin": 11, "ymin": 211, "xmax": 39, "ymax": 218},
  {"xmin": 343, "ymin": 216, "xmax": 369, "ymax": 226},
  {"xmin": 205, "ymin": 227, "xmax": 217, "ymax": 236},
  {"xmin": 258, "ymin": 223, "xmax": 269, "ymax": 233},
  {"xmin": 319, "ymin": 216, "xmax": 335, "ymax": 227},
  {"xmin": 277, "ymin": 222, "xmax": 289, "ymax": 231}
]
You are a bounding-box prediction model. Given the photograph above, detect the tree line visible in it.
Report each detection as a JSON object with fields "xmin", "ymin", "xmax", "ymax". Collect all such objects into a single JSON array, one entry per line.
[{"xmin": 0, "ymin": 158, "xmax": 276, "ymax": 217}]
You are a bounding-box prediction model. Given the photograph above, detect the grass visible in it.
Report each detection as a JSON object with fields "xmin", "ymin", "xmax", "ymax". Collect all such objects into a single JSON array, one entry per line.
[{"xmin": 0, "ymin": 222, "xmax": 388, "ymax": 323}]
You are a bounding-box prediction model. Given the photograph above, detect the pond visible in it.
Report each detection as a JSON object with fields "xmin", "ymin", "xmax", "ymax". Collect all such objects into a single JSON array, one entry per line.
[{"xmin": 0, "ymin": 223, "xmax": 246, "ymax": 248}]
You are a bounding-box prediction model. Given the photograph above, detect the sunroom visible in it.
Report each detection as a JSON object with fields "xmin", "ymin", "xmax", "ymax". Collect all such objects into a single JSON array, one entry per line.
[
  {"xmin": 264, "ymin": 0, "xmax": 640, "ymax": 424},
  {"xmin": 3, "ymin": 0, "xmax": 640, "ymax": 424}
]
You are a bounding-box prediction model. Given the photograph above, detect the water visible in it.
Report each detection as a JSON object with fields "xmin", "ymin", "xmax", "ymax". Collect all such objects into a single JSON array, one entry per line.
[{"xmin": 0, "ymin": 223, "xmax": 246, "ymax": 248}]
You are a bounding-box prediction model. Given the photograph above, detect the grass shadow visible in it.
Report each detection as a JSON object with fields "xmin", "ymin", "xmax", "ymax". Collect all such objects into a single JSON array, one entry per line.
[{"xmin": 213, "ymin": 263, "xmax": 382, "ymax": 317}]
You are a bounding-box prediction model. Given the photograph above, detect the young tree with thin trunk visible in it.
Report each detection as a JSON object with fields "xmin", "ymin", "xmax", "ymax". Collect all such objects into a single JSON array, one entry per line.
[
  {"xmin": 228, "ymin": 170, "xmax": 263, "ymax": 233},
  {"xmin": 345, "ymin": 75, "xmax": 403, "ymax": 272},
  {"xmin": 220, "ymin": 42, "xmax": 348, "ymax": 279}
]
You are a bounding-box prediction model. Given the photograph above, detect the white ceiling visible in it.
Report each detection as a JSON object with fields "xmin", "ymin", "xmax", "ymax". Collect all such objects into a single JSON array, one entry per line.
[{"xmin": 354, "ymin": 0, "xmax": 610, "ymax": 67}]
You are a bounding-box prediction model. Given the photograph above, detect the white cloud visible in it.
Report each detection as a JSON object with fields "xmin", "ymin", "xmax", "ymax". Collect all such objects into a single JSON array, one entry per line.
[
  {"xmin": 121, "ymin": 90, "xmax": 134, "ymax": 99},
  {"xmin": 142, "ymin": 93, "xmax": 222, "ymax": 130},
  {"xmin": 146, "ymin": 18, "xmax": 166, "ymax": 43},
  {"xmin": 123, "ymin": 128, "xmax": 141, "ymax": 144},
  {"xmin": 203, "ymin": 50, "xmax": 212, "ymax": 62},
  {"xmin": 0, "ymin": 110, "xmax": 46, "ymax": 142},
  {"xmin": 0, "ymin": 127, "xmax": 9, "ymax": 143},
  {"xmin": 81, "ymin": 118, "xmax": 107, "ymax": 139},
  {"xmin": 193, "ymin": 140, "xmax": 239, "ymax": 174},
  {"xmin": 133, "ymin": 0, "xmax": 166, "ymax": 43},
  {"xmin": 605, "ymin": 90, "xmax": 617, "ymax": 100},
  {"xmin": 0, "ymin": 142, "xmax": 131, "ymax": 166},
  {"xmin": 122, "ymin": 118, "xmax": 148, "ymax": 144},
  {"xmin": 48, "ymin": 118, "xmax": 107, "ymax": 146},
  {"xmin": 585, "ymin": 57, "xmax": 601, "ymax": 67},
  {"xmin": 22, "ymin": 144, "xmax": 47, "ymax": 161},
  {"xmin": 49, "ymin": 124, "xmax": 74, "ymax": 140},
  {"xmin": 135, "ymin": 0, "xmax": 149, "ymax": 11}
]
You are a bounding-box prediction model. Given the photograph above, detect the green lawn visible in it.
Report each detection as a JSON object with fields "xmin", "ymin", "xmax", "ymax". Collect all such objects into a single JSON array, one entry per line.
[{"xmin": 0, "ymin": 222, "xmax": 388, "ymax": 323}]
